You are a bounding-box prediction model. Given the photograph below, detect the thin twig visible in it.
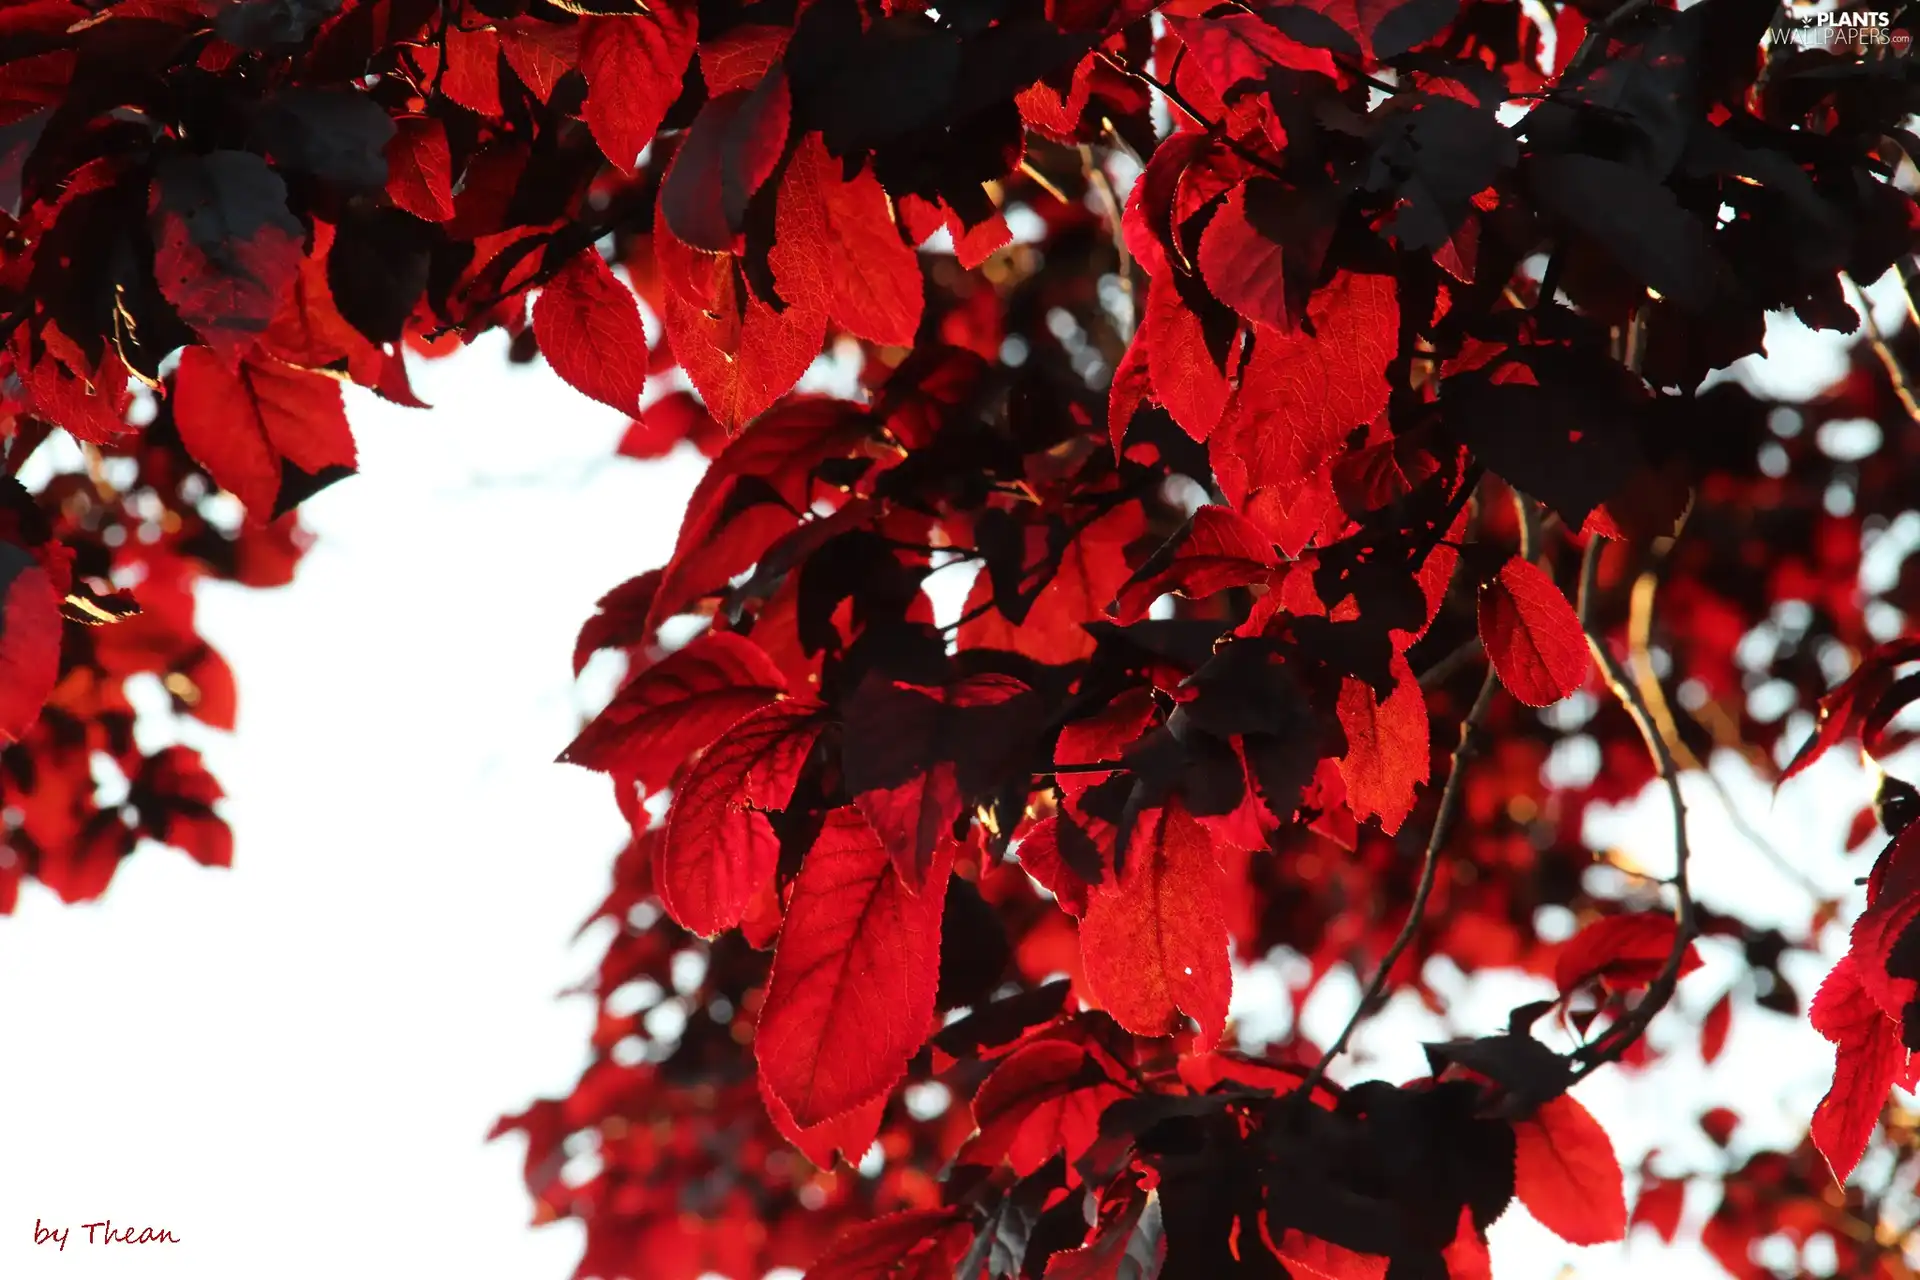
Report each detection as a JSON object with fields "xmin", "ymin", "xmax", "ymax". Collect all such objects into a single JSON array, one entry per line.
[
  {"xmin": 1569, "ymin": 538, "xmax": 1698, "ymax": 1080},
  {"xmin": 1096, "ymin": 52, "xmax": 1286, "ymax": 178},
  {"xmin": 1623, "ymin": 565, "xmax": 1827, "ymax": 899},
  {"xmin": 1299, "ymin": 664, "xmax": 1500, "ymax": 1091},
  {"xmin": 1844, "ymin": 273, "xmax": 1920, "ymax": 427},
  {"xmin": 1081, "ymin": 141, "xmax": 1135, "ymax": 338}
]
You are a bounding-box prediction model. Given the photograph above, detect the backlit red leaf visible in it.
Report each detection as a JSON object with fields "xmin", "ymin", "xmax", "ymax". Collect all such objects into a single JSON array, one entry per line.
[
  {"xmin": 1336, "ymin": 651, "xmax": 1428, "ymax": 834},
  {"xmin": 172, "ymin": 346, "xmax": 355, "ymax": 520},
  {"xmin": 1110, "ymin": 504, "xmax": 1277, "ymax": 625},
  {"xmin": 383, "ymin": 116, "xmax": 454, "ymax": 222},
  {"xmin": 580, "ymin": 8, "xmax": 697, "ymax": 174},
  {"xmin": 532, "ymin": 249, "xmax": 650, "ymax": 416},
  {"xmin": 1272, "ymin": 1231, "xmax": 1389, "ymax": 1280},
  {"xmin": 1142, "ymin": 274, "xmax": 1230, "ymax": 441},
  {"xmin": 771, "ymin": 132, "xmax": 924, "ymax": 347},
  {"xmin": 659, "ymin": 700, "xmax": 823, "ymax": 937},
  {"xmin": 1197, "ymin": 180, "xmax": 1289, "ymax": 331},
  {"xmin": 1078, "ymin": 799, "xmax": 1231, "ymax": 1046},
  {"xmin": 806, "ymin": 1209, "xmax": 972, "ymax": 1280},
  {"xmin": 557, "ymin": 631, "xmax": 787, "ymax": 786},
  {"xmin": 1553, "ymin": 911, "xmax": 1700, "ymax": 996},
  {"xmin": 1213, "ymin": 270, "xmax": 1396, "ymax": 494},
  {"xmin": 756, "ymin": 809, "xmax": 950, "ymax": 1127},
  {"xmin": 1512, "ymin": 1093, "xmax": 1627, "ymax": 1246},
  {"xmin": 0, "ymin": 543, "xmax": 60, "ymax": 744},
  {"xmin": 1810, "ymin": 952, "xmax": 1909, "ymax": 1183},
  {"xmin": 1477, "ymin": 555, "xmax": 1588, "ymax": 707}
]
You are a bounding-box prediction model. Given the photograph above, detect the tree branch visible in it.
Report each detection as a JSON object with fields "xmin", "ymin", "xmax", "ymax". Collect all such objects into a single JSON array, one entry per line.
[
  {"xmin": 1300, "ymin": 662, "xmax": 1500, "ymax": 1092},
  {"xmin": 1569, "ymin": 538, "xmax": 1698, "ymax": 1080}
]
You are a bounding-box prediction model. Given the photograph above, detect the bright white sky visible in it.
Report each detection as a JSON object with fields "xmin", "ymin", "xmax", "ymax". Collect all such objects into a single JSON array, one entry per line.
[{"xmin": 0, "ymin": 282, "xmax": 1908, "ymax": 1279}]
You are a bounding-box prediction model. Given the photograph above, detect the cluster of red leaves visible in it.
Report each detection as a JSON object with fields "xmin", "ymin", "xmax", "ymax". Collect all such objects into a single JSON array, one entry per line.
[{"xmin": 6, "ymin": 0, "xmax": 1920, "ymax": 1278}]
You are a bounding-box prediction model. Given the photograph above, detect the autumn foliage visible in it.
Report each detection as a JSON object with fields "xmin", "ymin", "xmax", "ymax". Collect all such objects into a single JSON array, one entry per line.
[{"xmin": 8, "ymin": 0, "xmax": 1920, "ymax": 1276}]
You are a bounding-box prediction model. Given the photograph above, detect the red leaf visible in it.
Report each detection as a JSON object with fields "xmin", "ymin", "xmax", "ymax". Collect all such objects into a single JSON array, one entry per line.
[
  {"xmin": 758, "ymin": 1069, "xmax": 886, "ymax": 1171},
  {"xmin": 1042, "ymin": 1180, "xmax": 1153, "ymax": 1280},
  {"xmin": 383, "ymin": 116, "xmax": 453, "ymax": 222},
  {"xmin": 1553, "ymin": 912, "xmax": 1701, "ymax": 996},
  {"xmin": 1013, "ymin": 817, "xmax": 1092, "ymax": 916},
  {"xmin": 1477, "ymin": 556, "xmax": 1588, "ymax": 707},
  {"xmin": 755, "ymin": 809, "xmax": 949, "ymax": 1127},
  {"xmin": 661, "ymin": 245, "xmax": 823, "ymax": 432},
  {"xmin": 440, "ymin": 26, "xmax": 502, "ymax": 115},
  {"xmin": 659, "ymin": 70, "xmax": 791, "ymax": 253},
  {"xmin": 1701, "ymin": 988, "xmax": 1733, "ymax": 1064},
  {"xmin": 841, "ymin": 672, "xmax": 1044, "ymax": 891},
  {"xmin": 962, "ymin": 505, "xmax": 1143, "ymax": 663},
  {"xmin": 960, "ymin": 1038, "xmax": 1126, "ymax": 1173},
  {"xmin": 1512, "ymin": 1093, "xmax": 1627, "ymax": 1246},
  {"xmin": 572, "ymin": 570, "xmax": 660, "ymax": 675},
  {"xmin": 1078, "ymin": 799, "xmax": 1231, "ymax": 1046},
  {"xmin": 806, "ymin": 1209, "xmax": 971, "ymax": 1280},
  {"xmin": 498, "ymin": 17, "xmax": 578, "ymax": 105},
  {"xmin": 532, "ymin": 249, "xmax": 650, "ymax": 416},
  {"xmin": 1336, "ymin": 651, "xmax": 1428, "ymax": 835},
  {"xmin": 1142, "ymin": 274, "xmax": 1230, "ymax": 440},
  {"xmin": 150, "ymin": 151, "xmax": 304, "ymax": 368},
  {"xmin": 579, "ymin": 8, "xmax": 697, "ymax": 174},
  {"xmin": 0, "ymin": 543, "xmax": 60, "ymax": 744},
  {"xmin": 172, "ymin": 346, "xmax": 355, "ymax": 520},
  {"xmin": 1110, "ymin": 504, "xmax": 1277, "ymax": 624},
  {"xmin": 557, "ymin": 631, "xmax": 787, "ymax": 786},
  {"xmin": 1810, "ymin": 952, "xmax": 1909, "ymax": 1183},
  {"xmin": 1213, "ymin": 270, "xmax": 1396, "ymax": 493},
  {"xmin": 1197, "ymin": 180, "xmax": 1290, "ymax": 330},
  {"xmin": 1630, "ymin": 1176, "xmax": 1685, "ymax": 1242},
  {"xmin": 659, "ymin": 700, "xmax": 823, "ymax": 937},
  {"xmin": 771, "ymin": 132, "xmax": 924, "ymax": 347},
  {"xmin": 617, "ymin": 391, "xmax": 723, "ymax": 460},
  {"xmin": 1272, "ymin": 1231, "xmax": 1389, "ymax": 1280},
  {"xmin": 1847, "ymin": 823, "xmax": 1920, "ymax": 1032}
]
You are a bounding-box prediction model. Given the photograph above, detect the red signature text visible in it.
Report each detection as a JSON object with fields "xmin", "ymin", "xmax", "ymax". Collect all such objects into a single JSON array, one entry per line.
[{"xmin": 34, "ymin": 1219, "xmax": 180, "ymax": 1250}]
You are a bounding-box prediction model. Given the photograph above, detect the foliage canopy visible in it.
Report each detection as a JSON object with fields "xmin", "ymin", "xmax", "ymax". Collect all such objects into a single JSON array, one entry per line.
[{"xmin": 5, "ymin": 0, "xmax": 1920, "ymax": 1277}]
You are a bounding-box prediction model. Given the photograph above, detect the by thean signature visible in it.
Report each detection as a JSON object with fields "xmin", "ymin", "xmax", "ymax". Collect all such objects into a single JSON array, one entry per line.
[{"xmin": 33, "ymin": 1218, "xmax": 180, "ymax": 1250}]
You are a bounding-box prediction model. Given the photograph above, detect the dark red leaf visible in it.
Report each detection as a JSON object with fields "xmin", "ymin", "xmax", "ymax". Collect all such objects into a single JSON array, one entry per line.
[
  {"xmin": 659, "ymin": 70, "xmax": 791, "ymax": 253},
  {"xmin": 841, "ymin": 672, "xmax": 1044, "ymax": 891},
  {"xmin": 150, "ymin": 150, "xmax": 304, "ymax": 367}
]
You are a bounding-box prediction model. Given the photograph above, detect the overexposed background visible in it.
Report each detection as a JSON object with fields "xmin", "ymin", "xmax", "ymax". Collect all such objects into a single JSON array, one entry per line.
[{"xmin": 0, "ymin": 272, "xmax": 1909, "ymax": 1278}]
